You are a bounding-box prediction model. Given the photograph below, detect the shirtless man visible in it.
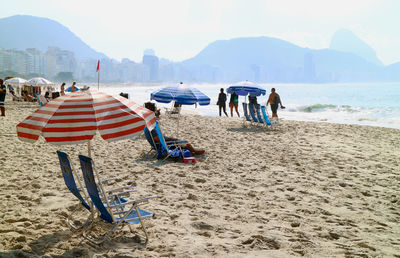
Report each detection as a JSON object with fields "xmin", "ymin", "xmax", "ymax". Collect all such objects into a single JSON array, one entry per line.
[{"xmin": 267, "ymin": 88, "xmax": 285, "ymax": 118}]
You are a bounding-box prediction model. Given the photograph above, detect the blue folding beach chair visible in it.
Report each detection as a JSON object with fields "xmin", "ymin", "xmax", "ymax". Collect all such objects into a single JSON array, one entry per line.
[
  {"xmin": 154, "ymin": 122, "xmax": 191, "ymax": 160},
  {"xmin": 56, "ymin": 150, "xmax": 92, "ymax": 229},
  {"xmin": 261, "ymin": 106, "xmax": 272, "ymax": 126},
  {"xmin": 248, "ymin": 103, "xmax": 259, "ymax": 123},
  {"xmin": 242, "ymin": 103, "xmax": 252, "ymax": 125},
  {"xmin": 79, "ymin": 155, "xmax": 156, "ymax": 244},
  {"xmin": 256, "ymin": 104, "xmax": 264, "ymax": 125},
  {"xmin": 144, "ymin": 126, "xmax": 158, "ymax": 155},
  {"xmin": 37, "ymin": 93, "xmax": 48, "ymax": 106}
]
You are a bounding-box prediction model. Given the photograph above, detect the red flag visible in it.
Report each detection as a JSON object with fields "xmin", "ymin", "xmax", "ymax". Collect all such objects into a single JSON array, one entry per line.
[{"xmin": 96, "ymin": 60, "xmax": 100, "ymax": 72}]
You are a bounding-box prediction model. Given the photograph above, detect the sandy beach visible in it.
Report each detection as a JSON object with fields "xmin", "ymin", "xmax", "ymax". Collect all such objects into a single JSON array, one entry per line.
[{"xmin": 0, "ymin": 98, "xmax": 399, "ymax": 257}]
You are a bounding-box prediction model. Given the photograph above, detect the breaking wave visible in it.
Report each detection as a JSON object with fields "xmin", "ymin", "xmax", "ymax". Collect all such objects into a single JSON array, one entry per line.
[
  {"xmin": 294, "ymin": 104, "xmax": 358, "ymax": 113},
  {"xmin": 282, "ymin": 104, "xmax": 400, "ymax": 129}
]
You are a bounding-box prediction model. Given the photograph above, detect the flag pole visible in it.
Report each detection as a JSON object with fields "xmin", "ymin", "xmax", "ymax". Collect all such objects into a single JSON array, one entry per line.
[{"xmin": 96, "ymin": 60, "xmax": 100, "ymax": 90}]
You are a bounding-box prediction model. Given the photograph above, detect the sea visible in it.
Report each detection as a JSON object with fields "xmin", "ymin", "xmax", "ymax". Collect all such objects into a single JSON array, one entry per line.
[{"xmin": 99, "ymin": 82, "xmax": 400, "ymax": 130}]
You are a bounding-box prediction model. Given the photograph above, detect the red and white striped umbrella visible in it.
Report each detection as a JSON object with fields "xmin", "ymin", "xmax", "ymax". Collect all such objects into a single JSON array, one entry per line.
[{"xmin": 16, "ymin": 90, "xmax": 156, "ymax": 145}]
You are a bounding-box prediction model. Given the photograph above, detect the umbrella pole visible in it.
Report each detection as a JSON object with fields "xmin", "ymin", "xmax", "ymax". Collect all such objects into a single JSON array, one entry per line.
[
  {"xmin": 176, "ymin": 116, "xmax": 179, "ymax": 138},
  {"xmin": 88, "ymin": 141, "xmax": 91, "ymax": 157}
]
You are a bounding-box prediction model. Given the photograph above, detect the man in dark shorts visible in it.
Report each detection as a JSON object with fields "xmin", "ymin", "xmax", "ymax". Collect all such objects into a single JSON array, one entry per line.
[
  {"xmin": 267, "ymin": 88, "xmax": 285, "ymax": 118},
  {"xmin": 217, "ymin": 88, "xmax": 228, "ymax": 117},
  {"xmin": 0, "ymin": 79, "xmax": 6, "ymax": 116}
]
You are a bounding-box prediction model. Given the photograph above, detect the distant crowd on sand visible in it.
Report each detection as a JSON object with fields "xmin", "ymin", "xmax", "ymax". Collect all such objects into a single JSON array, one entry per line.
[
  {"xmin": 217, "ymin": 87, "xmax": 285, "ymax": 119},
  {"xmin": 0, "ymin": 79, "xmax": 83, "ymax": 117}
]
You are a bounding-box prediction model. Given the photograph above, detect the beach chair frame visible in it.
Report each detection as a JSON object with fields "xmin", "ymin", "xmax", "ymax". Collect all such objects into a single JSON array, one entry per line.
[
  {"xmin": 257, "ymin": 104, "xmax": 273, "ymax": 128},
  {"xmin": 256, "ymin": 104, "xmax": 266, "ymax": 126},
  {"xmin": 79, "ymin": 155, "xmax": 156, "ymax": 245},
  {"xmin": 7, "ymin": 92, "xmax": 24, "ymax": 102},
  {"xmin": 242, "ymin": 102, "xmax": 253, "ymax": 126},
  {"xmin": 56, "ymin": 150, "xmax": 92, "ymax": 229},
  {"xmin": 37, "ymin": 93, "xmax": 48, "ymax": 106},
  {"xmin": 165, "ymin": 101, "xmax": 182, "ymax": 117},
  {"xmin": 248, "ymin": 103, "xmax": 259, "ymax": 123},
  {"xmin": 154, "ymin": 123, "xmax": 190, "ymax": 160},
  {"xmin": 261, "ymin": 105, "xmax": 272, "ymax": 126},
  {"xmin": 144, "ymin": 127, "xmax": 158, "ymax": 156}
]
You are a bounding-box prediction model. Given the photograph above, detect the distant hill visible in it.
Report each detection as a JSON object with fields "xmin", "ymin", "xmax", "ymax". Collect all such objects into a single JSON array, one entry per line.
[
  {"xmin": 384, "ymin": 61, "xmax": 400, "ymax": 81},
  {"xmin": 330, "ymin": 29, "xmax": 382, "ymax": 66},
  {"xmin": 0, "ymin": 15, "xmax": 106, "ymax": 59},
  {"xmin": 182, "ymin": 36, "xmax": 382, "ymax": 82}
]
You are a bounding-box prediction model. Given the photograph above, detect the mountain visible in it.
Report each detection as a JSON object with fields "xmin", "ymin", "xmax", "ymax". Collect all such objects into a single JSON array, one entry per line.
[
  {"xmin": 384, "ymin": 61, "xmax": 400, "ymax": 81},
  {"xmin": 330, "ymin": 29, "xmax": 382, "ymax": 66},
  {"xmin": 182, "ymin": 36, "xmax": 382, "ymax": 82},
  {"xmin": 0, "ymin": 15, "xmax": 106, "ymax": 59}
]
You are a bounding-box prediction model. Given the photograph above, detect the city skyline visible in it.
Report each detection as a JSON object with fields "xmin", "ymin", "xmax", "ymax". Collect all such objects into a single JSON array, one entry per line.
[{"xmin": 1, "ymin": 0, "xmax": 400, "ymax": 65}]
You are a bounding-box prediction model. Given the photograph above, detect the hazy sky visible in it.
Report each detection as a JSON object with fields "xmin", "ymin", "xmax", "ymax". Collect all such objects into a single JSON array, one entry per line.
[{"xmin": 1, "ymin": 0, "xmax": 400, "ymax": 65}]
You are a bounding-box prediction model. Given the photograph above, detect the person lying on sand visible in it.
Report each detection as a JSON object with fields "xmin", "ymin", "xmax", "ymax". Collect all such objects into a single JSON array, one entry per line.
[
  {"xmin": 10, "ymin": 90, "xmax": 23, "ymax": 101},
  {"xmin": 22, "ymin": 91, "xmax": 35, "ymax": 102},
  {"xmin": 150, "ymin": 128, "xmax": 205, "ymax": 155}
]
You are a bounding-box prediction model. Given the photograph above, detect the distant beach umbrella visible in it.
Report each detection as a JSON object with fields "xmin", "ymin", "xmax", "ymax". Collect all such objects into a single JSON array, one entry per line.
[
  {"xmin": 25, "ymin": 77, "xmax": 54, "ymax": 87},
  {"xmin": 16, "ymin": 90, "xmax": 156, "ymax": 156},
  {"xmin": 4, "ymin": 77, "xmax": 27, "ymax": 85},
  {"xmin": 227, "ymin": 81, "xmax": 266, "ymax": 97},
  {"xmin": 150, "ymin": 83, "xmax": 210, "ymax": 106},
  {"xmin": 65, "ymin": 86, "xmax": 80, "ymax": 92},
  {"xmin": 150, "ymin": 83, "xmax": 210, "ymax": 137}
]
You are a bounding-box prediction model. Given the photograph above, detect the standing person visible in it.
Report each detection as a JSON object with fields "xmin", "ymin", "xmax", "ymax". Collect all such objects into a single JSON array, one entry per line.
[
  {"xmin": 0, "ymin": 79, "xmax": 6, "ymax": 116},
  {"xmin": 44, "ymin": 91, "xmax": 50, "ymax": 102},
  {"xmin": 60, "ymin": 82, "xmax": 66, "ymax": 96},
  {"xmin": 217, "ymin": 88, "xmax": 228, "ymax": 117},
  {"xmin": 229, "ymin": 92, "xmax": 240, "ymax": 117},
  {"xmin": 71, "ymin": 82, "xmax": 77, "ymax": 92},
  {"xmin": 248, "ymin": 95, "xmax": 258, "ymax": 113},
  {"xmin": 267, "ymin": 88, "xmax": 285, "ymax": 118}
]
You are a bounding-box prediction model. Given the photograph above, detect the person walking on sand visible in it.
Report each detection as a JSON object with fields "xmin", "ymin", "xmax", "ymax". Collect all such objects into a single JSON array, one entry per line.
[
  {"xmin": 0, "ymin": 79, "xmax": 6, "ymax": 116},
  {"xmin": 217, "ymin": 88, "xmax": 228, "ymax": 117},
  {"xmin": 60, "ymin": 82, "xmax": 66, "ymax": 96},
  {"xmin": 229, "ymin": 91, "xmax": 240, "ymax": 117},
  {"xmin": 267, "ymin": 88, "xmax": 285, "ymax": 118},
  {"xmin": 71, "ymin": 82, "xmax": 77, "ymax": 92}
]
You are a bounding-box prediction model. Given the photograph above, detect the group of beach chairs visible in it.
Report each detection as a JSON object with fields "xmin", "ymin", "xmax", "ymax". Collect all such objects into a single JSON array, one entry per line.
[
  {"xmin": 56, "ymin": 151, "xmax": 156, "ymax": 245},
  {"xmin": 242, "ymin": 102, "xmax": 276, "ymax": 127}
]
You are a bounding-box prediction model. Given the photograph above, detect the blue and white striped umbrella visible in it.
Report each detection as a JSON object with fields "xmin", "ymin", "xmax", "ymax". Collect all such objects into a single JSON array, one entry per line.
[
  {"xmin": 227, "ymin": 81, "xmax": 266, "ymax": 97},
  {"xmin": 150, "ymin": 84, "xmax": 210, "ymax": 106}
]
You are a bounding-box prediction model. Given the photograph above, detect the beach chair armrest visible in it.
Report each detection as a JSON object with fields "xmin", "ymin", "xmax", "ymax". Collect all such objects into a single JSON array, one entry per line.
[
  {"xmin": 108, "ymin": 196, "xmax": 157, "ymax": 208},
  {"xmin": 106, "ymin": 185, "xmax": 135, "ymax": 194},
  {"xmin": 166, "ymin": 141, "xmax": 188, "ymax": 148},
  {"xmin": 107, "ymin": 189, "xmax": 137, "ymax": 200},
  {"xmin": 166, "ymin": 140, "xmax": 186, "ymax": 144},
  {"xmin": 101, "ymin": 177, "xmax": 118, "ymax": 184}
]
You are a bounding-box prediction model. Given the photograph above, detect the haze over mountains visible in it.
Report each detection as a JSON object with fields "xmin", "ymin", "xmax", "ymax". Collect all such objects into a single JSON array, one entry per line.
[
  {"xmin": 183, "ymin": 36, "xmax": 383, "ymax": 82},
  {"xmin": 0, "ymin": 15, "xmax": 399, "ymax": 82},
  {"xmin": 330, "ymin": 29, "xmax": 383, "ymax": 66},
  {"xmin": 0, "ymin": 15, "xmax": 106, "ymax": 59}
]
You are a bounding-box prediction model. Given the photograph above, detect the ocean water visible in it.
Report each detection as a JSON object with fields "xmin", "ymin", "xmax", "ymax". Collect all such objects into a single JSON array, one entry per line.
[{"xmin": 99, "ymin": 82, "xmax": 400, "ymax": 130}]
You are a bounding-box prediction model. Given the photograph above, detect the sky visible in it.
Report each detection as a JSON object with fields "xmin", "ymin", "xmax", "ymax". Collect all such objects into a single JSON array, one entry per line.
[{"xmin": 1, "ymin": 0, "xmax": 400, "ymax": 65}]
